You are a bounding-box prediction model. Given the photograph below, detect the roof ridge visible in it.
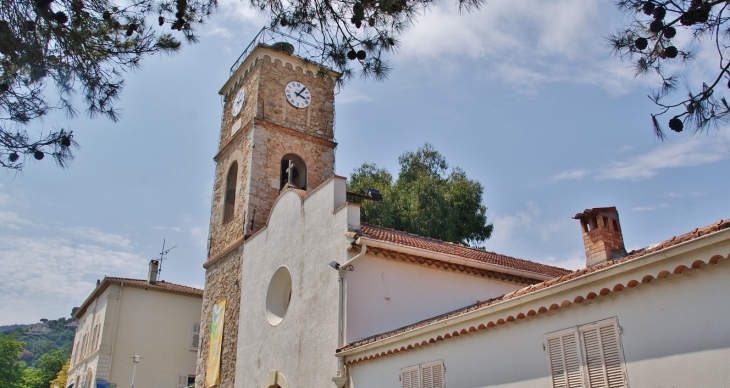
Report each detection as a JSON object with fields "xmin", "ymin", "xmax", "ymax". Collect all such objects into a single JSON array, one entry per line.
[{"xmin": 360, "ymin": 223, "xmax": 572, "ymax": 275}]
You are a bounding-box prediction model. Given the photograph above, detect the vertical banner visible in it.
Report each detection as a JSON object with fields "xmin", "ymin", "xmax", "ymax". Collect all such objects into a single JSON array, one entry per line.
[{"xmin": 205, "ymin": 299, "xmax": 226, "ymax": 387}]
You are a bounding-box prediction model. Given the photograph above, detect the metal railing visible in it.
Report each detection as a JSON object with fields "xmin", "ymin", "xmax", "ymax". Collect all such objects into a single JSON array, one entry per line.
[{"xmin": 229, "ymin": 27, "xmax": 333, "ymax": 76}]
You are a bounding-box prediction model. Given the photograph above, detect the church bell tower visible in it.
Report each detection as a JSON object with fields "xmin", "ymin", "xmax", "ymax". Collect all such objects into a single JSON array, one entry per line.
[{"xmin": 195, "ymin": 32, "xmax": 339, "ymax": 388}]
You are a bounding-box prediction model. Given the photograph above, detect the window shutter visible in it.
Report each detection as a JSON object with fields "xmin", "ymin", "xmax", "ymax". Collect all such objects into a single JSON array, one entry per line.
[
  {"xmin": 191, "ymin": 323, "xmax": 200, "ymax": 350},
  {"xmin": 177, "ymin": 374, "xmax": 187, "ymax": 388},
  {"xmin": 546, "ymin": 330, "xmax": 583, "ymax": 388},
  {"xmin": 421, "ymin": 360, "xmax": 444, "ymax": 388},
  {"xmin": 580, "ymin": 323, "xmax": 627, "ymax": 388},
  {"xmin": 401, "ymin": 365, "xmax": 419, "ymax": 388}
]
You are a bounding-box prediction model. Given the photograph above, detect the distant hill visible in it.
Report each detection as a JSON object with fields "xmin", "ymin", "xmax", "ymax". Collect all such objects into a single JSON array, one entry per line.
[
  {"xmin": 2, "ymin": 317, "xmax": 77, "ymax": 367},
  {"xmin": 0, "ymin": 324, "xmax": 29, "ymax": 333}
]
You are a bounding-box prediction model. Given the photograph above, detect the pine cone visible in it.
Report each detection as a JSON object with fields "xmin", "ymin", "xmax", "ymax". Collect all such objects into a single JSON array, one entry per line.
[
  {"xmin": 347, "ymin": 50, "xmax": 357, "ymax": 60},
  {"xmin": 642, "ymin": 1, "xmax": 655, "ymax": 15},
  {"xmin": 8, "ymin": 152, "xmax": 19, "ymax": 162},
  {"xmin": 158, "ymin": 16, "xmax": 165, "ymax": 26},
  {"xmin": 0, "ymin": 83, "xmax": 8, "ymax": 92},
  {"xmin": 102, "ymin": 11, "xmax": 111, "ymax": 20},
  {"xmin": 664, "ymin": 46, "xmax": 678, "ymax": 58},
  {"xmin": 356, "ymin": 50, "xmax": 366, "ymax": 60},
  {"xmin": 60, "ymin": 136, "xmax": 71, "ymax": 147},
  {"xmin": 653, "ymin": 6, "xmax": 666, "ymax": 20},
  {"xmin": 54, "ymin": 12, "xmax": 68, "ymax": 24},
  {"xmin": 663, "ymin": 26, "xmax": 676, "ymax": 38},
  {"xmin": 650, "ymin": 20, "xmax": 663, "ymax": 33},
  {"xmin": 668, "ymin": 117, "xmax": 683, "ymax": 132},
  {"xmin": 635, "ymin": 37, "xmax": 648, "ymax": 50},
  {"xmin": 34, "ymin": 151, "xmax": 44, "ymax": 160}
]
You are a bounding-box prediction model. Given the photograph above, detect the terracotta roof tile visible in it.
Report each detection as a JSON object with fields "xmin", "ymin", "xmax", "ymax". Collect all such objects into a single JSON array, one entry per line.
[
  {"xmin": 339, "ymin": 218, "xmax": 730, "ymax": 353},
  {"xmin": 360, "ymin": 223, "xmax": 572, "ymax": 278}
]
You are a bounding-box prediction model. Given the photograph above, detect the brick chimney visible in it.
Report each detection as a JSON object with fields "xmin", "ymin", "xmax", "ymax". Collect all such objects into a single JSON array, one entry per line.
[{"xmin": 573, "ymin": 207, "xmax": 627, "ymax": 267}]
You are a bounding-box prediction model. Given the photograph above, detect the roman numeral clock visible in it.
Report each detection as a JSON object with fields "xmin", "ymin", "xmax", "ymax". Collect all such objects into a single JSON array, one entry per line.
[{"xmin": 285, "ymin": 81, "xmax": 311, "ymax": 109}]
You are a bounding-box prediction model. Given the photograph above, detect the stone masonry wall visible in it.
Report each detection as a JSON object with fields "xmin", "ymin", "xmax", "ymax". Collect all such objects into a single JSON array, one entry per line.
[{"xmin": 195, "ymin": 249, "xmax": 242, "ymax": 388}]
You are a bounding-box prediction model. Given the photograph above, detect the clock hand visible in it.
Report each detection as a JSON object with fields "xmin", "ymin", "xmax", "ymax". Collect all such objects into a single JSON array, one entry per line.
[{"xmin": 295, "ymin": 87, "xmax": 307, "ymax": 98}]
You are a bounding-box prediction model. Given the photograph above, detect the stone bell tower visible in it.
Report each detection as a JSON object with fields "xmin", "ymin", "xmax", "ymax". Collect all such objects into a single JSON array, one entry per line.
[{"xmin": 195, "ymin": 35, "xmax": 339, "ymax": 388}]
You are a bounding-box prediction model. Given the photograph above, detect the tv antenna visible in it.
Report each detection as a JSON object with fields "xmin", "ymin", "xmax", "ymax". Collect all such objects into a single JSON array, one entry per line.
[{"xmin": 155, "ymin": 239, "xmax": 176, "ymax": 282}]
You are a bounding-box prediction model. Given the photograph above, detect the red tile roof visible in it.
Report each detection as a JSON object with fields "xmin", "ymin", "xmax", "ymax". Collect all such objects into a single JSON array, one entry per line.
[
  {"xmin": 74, "ymin": 277, "xmax": 203, "ymax": 318},
  {"xmin": 339, "ymin": 218, "xmax": 730, "ymax": 355},
  {"xmin": 359, "ymin": 223, "xmax": 572, "ymax": 278}
]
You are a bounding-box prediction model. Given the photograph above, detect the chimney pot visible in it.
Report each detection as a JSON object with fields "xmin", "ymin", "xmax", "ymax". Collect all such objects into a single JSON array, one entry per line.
[
  {"xmin": 573, "ymin": 207, "xmax": 627, "ymax": 268},
  {"xmin": 148, "ymin": 260, "xmax": 159, "ymax": 285}
]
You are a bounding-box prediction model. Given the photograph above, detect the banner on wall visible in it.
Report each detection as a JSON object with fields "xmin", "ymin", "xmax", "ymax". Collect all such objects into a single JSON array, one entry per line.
[{"xmin": 205, "ymin": 299, "xmax": 226, "ymax": 387}]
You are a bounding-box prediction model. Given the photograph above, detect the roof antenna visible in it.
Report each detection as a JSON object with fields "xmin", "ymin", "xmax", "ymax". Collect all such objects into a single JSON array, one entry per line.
[{"xmin": 155, "ymin": 239, "xmax": 176, "ymax": 283}]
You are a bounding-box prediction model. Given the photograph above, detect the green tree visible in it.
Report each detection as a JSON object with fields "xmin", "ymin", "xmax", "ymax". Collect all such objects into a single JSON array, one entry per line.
[
  {"xmin": 609, "ymin": 0, "xmax": 730, "ymax": 138},
  {"xmin": 347, "ymin": 143, "xmax": 493, "ymax": 245},
  {"xmin": 0, "ymin": 334, "xmax": 25, "ymax": 388},
  {"xmin": 49, "ymin": 360, "xmax": 69, "ymax": 388},
  {"xmin": 21, "ymin": 349, "xmax": 65, "ymax": 388},
  {"xmin": 1, "ymin": 0, "xmax": 217, "ymax": 170}
]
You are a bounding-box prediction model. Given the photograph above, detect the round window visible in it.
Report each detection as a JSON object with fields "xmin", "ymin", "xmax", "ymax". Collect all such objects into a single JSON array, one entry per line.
[{"xmin": 266, "ymin": 266, "xmax": 292, "ymax": 326}]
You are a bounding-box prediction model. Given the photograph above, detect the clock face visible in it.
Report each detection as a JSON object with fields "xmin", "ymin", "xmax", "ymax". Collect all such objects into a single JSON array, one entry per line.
[
  {"xmin": 232, "ymin": 88, "xmax": 246, "ymax": 116},
  {"xmin": 285, "ymin": 81, "xmax": 311, "ymax": 109}
]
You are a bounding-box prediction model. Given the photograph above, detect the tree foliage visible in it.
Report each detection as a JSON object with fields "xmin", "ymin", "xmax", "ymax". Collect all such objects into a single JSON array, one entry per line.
[
  {"xmin": 0, "ymin": 0, "xmax": 217, "ymax": 170},
  {"xmin": 48, "ymin": 360, "xmax": 69, "ymax": 388},
  {"xmin": 21, "ymin": 349, "xmax": 66, "ymax": 388},
  {"xmin": 253, "ymin": 0, "xmax": 484, "ymax": 83},
  {"xmin": 347, "ymin": 143, "xmax": 493, "ymax": 245},
  {"xmin": 0, "ymin": 334, "xmax": 25, "ymax": 388},
  {"xmin": 609, "ymin": 0, "xmax": 730, "ymax": 138}
]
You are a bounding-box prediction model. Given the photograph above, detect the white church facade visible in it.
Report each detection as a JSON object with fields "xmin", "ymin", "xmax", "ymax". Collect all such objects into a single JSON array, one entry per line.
[{"xmin": 195, "ymin": 30, "xmax": 730, "ymax": 388}]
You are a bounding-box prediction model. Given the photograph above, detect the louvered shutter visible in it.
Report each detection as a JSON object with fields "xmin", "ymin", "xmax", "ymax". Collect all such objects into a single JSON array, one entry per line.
[
  {"xmin": 421, "ymin": 360, "xmax": 445, "ymax": 388},
  {"xmin": 580, "ymin": 322, "xmax": 627, "ymax": 388},
  {"xmin": 401, "ymin": 365, "xmax": 419, "ymax": 388},
  {"xmin": 177, "ymin": 375, "xmax": 187, "ymax": 388},
  {"xmin": 546, "ymin": 330, "xmax": 583, "ymax": 388},
  {"xmin": 191, "ymin": 323, "xmax": 200, "ymax": 350}
]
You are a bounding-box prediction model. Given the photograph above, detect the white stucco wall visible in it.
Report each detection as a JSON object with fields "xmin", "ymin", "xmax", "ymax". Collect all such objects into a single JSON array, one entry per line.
[
  {"xmin": 345, "ymin": 255, "xmax": 522, "ymax": 343},
  {"xmin": 108, "ymin": 286, "xmax": 202, "ymax": 388},
  {"xmin": 346, "ymin": 234, "xmax": 730, "ymax": 388},
  {"xmin": 234, "ymin": 178, "xmax": 358, "ymax": 388},
  {"xmin": 69, "ymin": 281, "xmax": 202, "ymax": 388}
]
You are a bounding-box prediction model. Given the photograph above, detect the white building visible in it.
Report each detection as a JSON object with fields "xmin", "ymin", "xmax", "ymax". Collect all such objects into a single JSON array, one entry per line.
[
  {"xmin": 67, "ymin": 265, "xmax": 203, "ymax": 388},
  {"xmin": 195, "ymin": 33, "xmax": 730, "ymax": 388}
]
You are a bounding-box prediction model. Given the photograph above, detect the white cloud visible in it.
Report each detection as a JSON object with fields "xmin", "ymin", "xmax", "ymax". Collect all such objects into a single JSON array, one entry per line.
[
  {"xmin": 552, "ymin": 133, "xmax": 730, "ymax": 182},
  {"xmin": 632, "ymin": 203, "xmax": 669, "ymax": 212},
  {"xmin": 397, "ymin": 1, "xmax": 637, "ymax": 95},
  {"xmin": 490, "ymin": 202, "xmax": 570, "ymax": 245},
  {"xmin": 190, "ymin": 226, "xmax": 208, "ymax": 248},
  {"xmin": 0, "ymin": 234, "xmax": 146, "ymax": 324},
  {"xmin": 597, "ymin": 135, "xmax": 730, "ymax": 181},
  {"xmin": 335, "ymin": 89, "xmax": 374, "ymax": 104},
  {"xmin": 551, "ymin": 169, "xmax": 589, "ymax": 182},
  {"xmin": 664, "ymin": 191, "xmax": 707, "ymax": 198},
  {"xmin": 153, "ymin": 226, "xmax": 182, "ymax": 232},
  {"xmin": 542, "ymin": 250, "xmax": 586, "ymax": 271},
  {"xmin": 61, "ymin": 226, "xmax": 134, "ymax": 249}
]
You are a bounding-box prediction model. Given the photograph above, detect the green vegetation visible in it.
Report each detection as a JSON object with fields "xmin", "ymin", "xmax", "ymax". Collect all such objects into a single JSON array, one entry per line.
[
  {"xmin": 347, "ymin": 143, "xmax": 493, "ymax": 246},
  {"xmin": 0, "ymin": 315, "xmax": 76, "ymax": 388}
]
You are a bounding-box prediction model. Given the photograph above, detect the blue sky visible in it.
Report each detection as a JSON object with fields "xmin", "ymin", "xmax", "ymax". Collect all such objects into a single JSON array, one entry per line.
[{"xmin": 1, "ymin": 1, "xmax": 729, "ymax": 325}]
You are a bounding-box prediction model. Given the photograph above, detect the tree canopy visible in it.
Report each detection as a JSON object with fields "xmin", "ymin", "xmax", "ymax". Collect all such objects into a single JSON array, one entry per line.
[
  {"xmin": 609, "ymin": 0, "xmax": 730, "ymax": 138},
  {"xmin": 1, "ymin": 0, "xmax": 217, "ymax": 170},
  {"xmin": 347, "ymin": 143, "xmax": 493, "ymax": 245}
]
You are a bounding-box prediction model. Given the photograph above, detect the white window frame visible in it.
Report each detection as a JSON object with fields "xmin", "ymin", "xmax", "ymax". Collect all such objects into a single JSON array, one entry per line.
[
  {"xmin": 543, "ymin": 317, "xmax": 629, "ymax": 388},
  {"xmin": 400, "ymin": 359, "xmax": 445, "ymax": 388}
]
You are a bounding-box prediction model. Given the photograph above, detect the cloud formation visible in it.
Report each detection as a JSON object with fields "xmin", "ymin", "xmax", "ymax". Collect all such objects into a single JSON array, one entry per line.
[
  {"xmin": 0, "ymin": 189, "xmax": 146, "ymax": 325},
  {"xmin": 552, "ymin": 133, "xmax": 730, "ymax": 182},
  {"xmin": 397, "ymin": 1, "xmax": 637, "ymax": 94}
]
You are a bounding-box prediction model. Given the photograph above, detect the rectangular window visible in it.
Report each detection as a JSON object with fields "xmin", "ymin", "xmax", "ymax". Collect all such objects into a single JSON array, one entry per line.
[
  {"xmin": 544, "ymin": 317, "xmax": 628, "ymax": 388},
  {"xmin": 178, "ymin": 374, "xmax": 196, "ymax": 388},
  {"xmin": 400, "ymin": 360, "xmax": 444, "ymax": 388},
  {"xmin": 191, "ymin": 323, "xmax": 201, "ymax": 350}
]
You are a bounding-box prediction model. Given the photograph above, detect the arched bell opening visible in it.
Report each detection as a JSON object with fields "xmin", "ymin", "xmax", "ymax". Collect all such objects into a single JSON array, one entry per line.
[
  {"xmin": 279, "ymin": 154, "xmax": 307, "ymax": 190},
  {"xmin": 223, "ymin": 161, "xmax": 238, "ymax": 222}
]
